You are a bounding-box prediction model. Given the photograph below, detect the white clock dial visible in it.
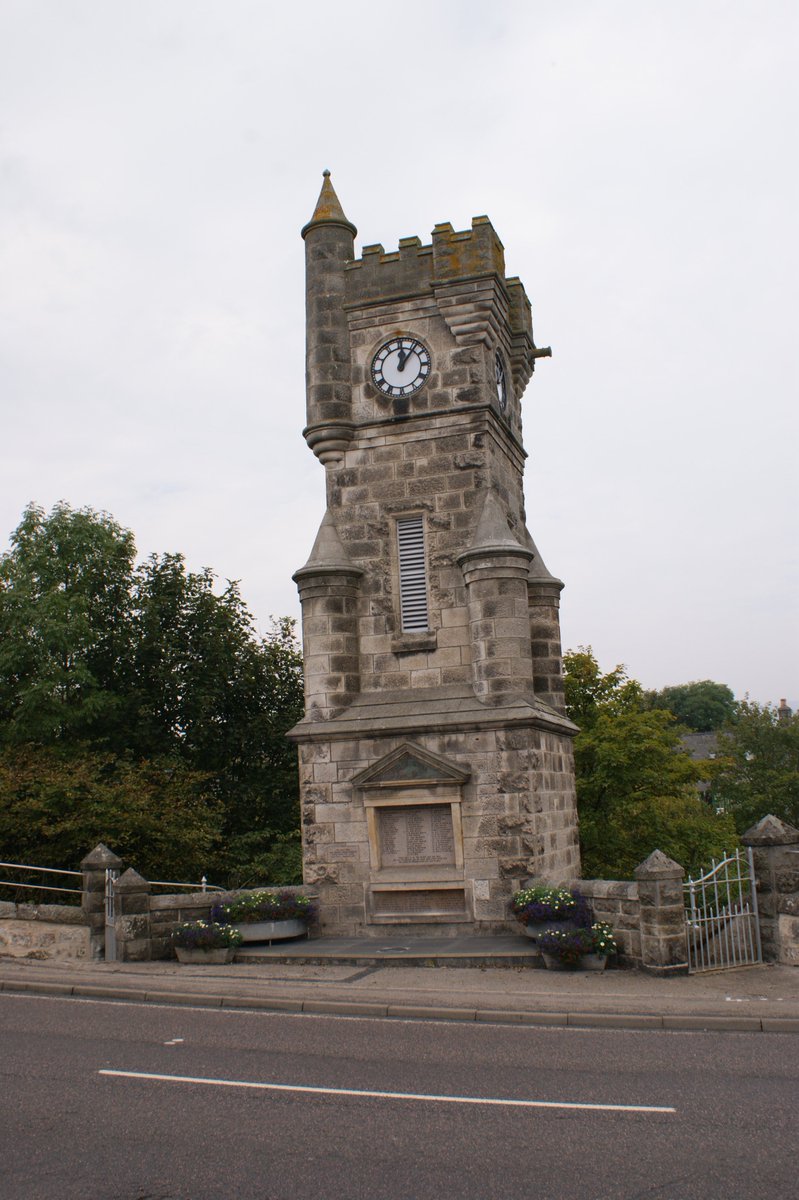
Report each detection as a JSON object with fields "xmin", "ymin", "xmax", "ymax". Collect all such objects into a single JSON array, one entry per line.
[{"xmin": 371, "ymin": 337, "xmax": 431, "ymax": 397}]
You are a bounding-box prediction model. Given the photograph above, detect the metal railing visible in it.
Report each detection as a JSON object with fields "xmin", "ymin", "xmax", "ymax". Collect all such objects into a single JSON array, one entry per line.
[
  {"xmin": 0, "ymin": 862, "xmax": 223, "ymax": 898},
  {"xmin": 0, "ymin": 861, "xmax": 83, "ymax": 897},
  {"xmin": 149, "ymin": 877, "xmax": 224, "ymax": 893},
  {"xmin": 684, "ymin": 847, "xmax": 762, "ymax": 972}
]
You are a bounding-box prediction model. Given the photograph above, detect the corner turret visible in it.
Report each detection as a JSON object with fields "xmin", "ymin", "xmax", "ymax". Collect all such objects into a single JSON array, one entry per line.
[{"xmin": 301, "ymin": 171, "xmax": 356, "ymax": 464}]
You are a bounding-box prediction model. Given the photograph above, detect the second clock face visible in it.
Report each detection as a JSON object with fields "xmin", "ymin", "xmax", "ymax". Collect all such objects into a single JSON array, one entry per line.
[
  {"xmin": 371, "ymin": 337, "xmax": 431, "ymax": 397},
  {"xmin": 495, "ymin": 351, "xmax": 508, "ymax": 412}
]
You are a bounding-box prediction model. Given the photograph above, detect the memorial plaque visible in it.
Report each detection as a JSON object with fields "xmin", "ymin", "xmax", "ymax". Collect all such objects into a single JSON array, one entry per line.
[
  {"xmin": 378, "ymin": 804, "xmax": 455, "ymax": 867},
  {"xmin": 372, "ymin": 888, "xmax": 467, "ymax": 917}
]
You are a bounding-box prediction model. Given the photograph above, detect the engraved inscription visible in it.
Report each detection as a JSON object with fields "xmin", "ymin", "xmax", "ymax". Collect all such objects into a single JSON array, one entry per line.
[
  {"xmin": 378, "ymin": 805, "xmax": 455, "ymax": 867},
  {"xmin": 373, "ymin": 889, "xmax": 467, "ymax": 916}
]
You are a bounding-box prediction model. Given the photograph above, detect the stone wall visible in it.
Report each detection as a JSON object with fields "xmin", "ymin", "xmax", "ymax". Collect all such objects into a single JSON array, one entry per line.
[
  {"xmin": 566, "ymin": 851, "xmax": 690, "ymax": 975},
  {"xmin": 0, "ymin": 902, "xmax": 91, "ymax": 960},
  {"xmin": 566, "ymin": 880, "xmax": 642, "ymax": 964},
  {"xmin": 146, "ymin": 885, "xmax": 317, "ymax": 962},
  {"xmin": 302, "ymin": 725, "xmax": 580, "ymax": 939}
]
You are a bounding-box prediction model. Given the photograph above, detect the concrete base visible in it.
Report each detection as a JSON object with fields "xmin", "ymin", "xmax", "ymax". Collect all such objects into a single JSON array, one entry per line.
[{"xmin": 235, "ymin": 933, "xmax": 545, "ymax": 969}]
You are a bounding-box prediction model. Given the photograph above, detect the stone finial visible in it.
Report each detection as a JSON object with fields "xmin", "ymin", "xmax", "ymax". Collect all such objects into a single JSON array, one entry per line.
[
  {"xmin": 301, "ymin": 169, "xmax": 357, "ymax": 239},
  {"xmin": 634, "ymin": 849, "xmax": 685, "ymax": 879},
  {"xmin": 525, "ymin": 532, "xmax": 564, "ymax": 589},
  {"xmin": 293, "ymin": 511, "xmax": 363, "ymax": 582},
  {"xmin": 80, "ymin": 844, "xmax": 123, "ymax": 870},
  {"xmin": 741, "ymin": 814, "xmax": 799, "ymax": 846},
  {"xmin": 113, "ymin": 868, "xmax": 150, "ymax": 891},
  {"xmin": 457, "ymin": 491, "xmax": 533, "ymax": 565}
]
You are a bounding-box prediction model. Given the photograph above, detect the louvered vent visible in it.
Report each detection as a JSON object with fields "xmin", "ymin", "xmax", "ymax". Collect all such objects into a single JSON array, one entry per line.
[{"xmin": 397, "ymin": 516, "xmax": 429, "ymax": 632}]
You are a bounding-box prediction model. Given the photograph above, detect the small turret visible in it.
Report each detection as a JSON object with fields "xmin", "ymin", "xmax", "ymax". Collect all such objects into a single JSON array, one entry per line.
[
  {"xmin": 526, "ymin": 536, "xmax": 566, "ymax": 714},
  {"xmin": 301, "ymin": 171, "xmax": 356, "ymax": 464},
  {"xmin": 293, "ymin": 511, "xmax": 362, "ymax": 720},
  {"xmin": 457, "ymin": 490, "xmax": 535, "ymax": 706}
]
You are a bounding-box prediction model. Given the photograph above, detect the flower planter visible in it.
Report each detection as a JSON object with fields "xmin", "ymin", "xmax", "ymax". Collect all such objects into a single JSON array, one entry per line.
[
  {"xmin": 541, "ymin": 952, "xmax": 579, "ymax": 971},
  {"xmin": 542, "ymin": 952, "xmax": 608, "ymax": 971},
  {"xmin": 235, "ymin": 918, "xmax": 307, "ymax": 944},
  {"xmin": 524, "ymin": 919, "xmax": 580, "ymax": 942},
  {"xmin": 175, "ymin": 947, "xmax": 235, "ymax": 964}
]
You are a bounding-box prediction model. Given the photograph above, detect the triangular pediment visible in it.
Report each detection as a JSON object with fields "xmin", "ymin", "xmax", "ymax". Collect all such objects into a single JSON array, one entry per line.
[{"xmin": 352, "ymin": 742, "xmax": 470, "ymax": 788}]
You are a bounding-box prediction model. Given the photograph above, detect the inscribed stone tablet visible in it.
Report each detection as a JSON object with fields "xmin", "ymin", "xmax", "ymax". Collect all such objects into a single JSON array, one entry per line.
[
  {"xmin": 378, "ymin": 804, "xmax": 455, "ymax": 867},
  {"xmin": 372, "ymin": 888, "xmax": 467, "ymax": 917}
]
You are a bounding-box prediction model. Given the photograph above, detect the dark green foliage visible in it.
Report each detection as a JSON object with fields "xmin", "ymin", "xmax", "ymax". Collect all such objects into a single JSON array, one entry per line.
[
  {"xmin": 646, "ymin": 680, "xmax": 737, "ymax": 731},
  {"xmin": 0, "ymin": 503, "xmax": 136, "ymax": 748},
  {"xmin": 0, "ymin": 503, "xmax": 304, "ymax": 886},
  {"xmin": 219, "ymin": 829, "xmax": 303, "ymax": 889},
  {"xmin": 564, "ymin": 647, "xmax": 737, "ymax": 878},
  {"xmin": 710, "ymin": 700, "xmax": 799, "ymax": 831},
  {"xmin": 0, "ymin": 745, "xmax": 221, "ymax": 883}
]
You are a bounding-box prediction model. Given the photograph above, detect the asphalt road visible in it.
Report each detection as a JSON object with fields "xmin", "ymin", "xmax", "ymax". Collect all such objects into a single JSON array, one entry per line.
[{"xmin": 1, "ymin": 993, "xmax": 796, "ymax": 1200}]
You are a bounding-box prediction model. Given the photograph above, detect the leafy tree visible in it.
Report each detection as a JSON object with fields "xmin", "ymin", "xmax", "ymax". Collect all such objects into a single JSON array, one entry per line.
[
  {"xmin": 0, "ymin": 503, "xmax": 304, "ymax": 885},
  {"xmin": 710, "ymin": 700, "xmax": 799, "ymax": 831},
  {"xmin": 130, "ymin": 555, "xmax": 303, "ymax": 834},
  {"xmin": 0, "ymin": 502, "xmax": 136, "ymax": 748},
  {"xmin": 646, "ymin": 680, "xmax": 737, "ymax": 731},
  {"xmin": 0, "ymin": 746, "xmax": 221, "ymax": 885},
  {"xmin": 563, "ymin": 646, "xmax": 642, "ymax": 730},
  {"xmin": 564, "ymin": 648, "xmax": 737, "ymax": 878}
]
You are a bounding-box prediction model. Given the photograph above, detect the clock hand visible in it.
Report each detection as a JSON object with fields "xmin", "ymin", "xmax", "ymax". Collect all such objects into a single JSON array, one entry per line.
[{"xmin": 397, "ymin": 346, "xmax": 408, "ymax": 371}]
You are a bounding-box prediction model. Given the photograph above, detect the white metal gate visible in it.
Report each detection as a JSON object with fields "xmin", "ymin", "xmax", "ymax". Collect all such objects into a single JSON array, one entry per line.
[
  {"xmin": 684, "ymin": 847, "xmax": 762, "ymax": 972},
  {"xmin": 104, "ymin": 866, "xmax": 119, "ymax": 962}
]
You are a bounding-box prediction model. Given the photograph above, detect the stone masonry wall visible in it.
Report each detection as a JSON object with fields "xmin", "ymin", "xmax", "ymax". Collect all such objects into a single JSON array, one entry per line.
[
  {"xmin": 301, "ymin": 726, "xmax": 580, "ymax": 938},
  {"xmin": 0, "ymin": 902, "xmax": 91, "ymax": 961},
  {"xmin": 328, "ymin": 410, "xmax": 540, "ymax": 698},
  {"xmin": 147, "ymin": 885, "xmax": 318, "ymax": 961},
  {"xmin": 564, "ymin": 880, "xmax": 642, "ymax": 964}
]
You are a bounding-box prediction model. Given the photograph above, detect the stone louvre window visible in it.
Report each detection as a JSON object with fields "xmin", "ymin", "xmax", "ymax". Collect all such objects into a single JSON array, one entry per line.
[{"xmin": 396, "ymin": 514, "xmax": 429, "ymax": 632}]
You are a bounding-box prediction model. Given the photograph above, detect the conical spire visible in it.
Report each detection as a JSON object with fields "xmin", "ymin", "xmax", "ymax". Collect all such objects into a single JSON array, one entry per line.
[
  {"xmin": 524, "ymin": 530, "xmax": 563, "ymax": 588},
  {"xmin": 301, "ymin": 169, "xmax": 357, "ymax": 239},
  {"xmin": 293, "ymin": 511, "xmax": 357, "ymax": 578},
  {"xmin": 466, "ymin": 490, "xmax": 531, "ymax": 556}
]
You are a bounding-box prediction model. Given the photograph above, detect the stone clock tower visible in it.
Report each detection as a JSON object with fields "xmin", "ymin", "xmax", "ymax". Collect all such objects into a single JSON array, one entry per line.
[{"xmin": 288, "ymin": 172, "xmax": 580, "ymax": 936}]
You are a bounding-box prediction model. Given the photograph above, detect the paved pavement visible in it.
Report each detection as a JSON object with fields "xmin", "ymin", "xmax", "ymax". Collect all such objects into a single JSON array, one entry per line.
[{"xmin": 1, "ymin": 942, "xmax": 797, "ymax": 1032}]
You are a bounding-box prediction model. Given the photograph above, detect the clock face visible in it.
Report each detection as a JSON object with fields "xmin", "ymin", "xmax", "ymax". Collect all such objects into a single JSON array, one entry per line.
[
  {"xmin": 495, "ymin": 351, "xmax": 508, "ymax": 412},
  {"xmin": 371, "ymin": 337, "xmax": 431, "ymax": 397}
]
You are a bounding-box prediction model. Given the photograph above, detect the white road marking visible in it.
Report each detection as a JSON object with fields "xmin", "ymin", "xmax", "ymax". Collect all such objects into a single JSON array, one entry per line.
[
  {"xmin": 163, "ymin": 1038, "xmax": 184, "ymax": 1045},
  {"xmin": 98, "ymin": 1069, "xmax": 676, "ymax": 1114}
]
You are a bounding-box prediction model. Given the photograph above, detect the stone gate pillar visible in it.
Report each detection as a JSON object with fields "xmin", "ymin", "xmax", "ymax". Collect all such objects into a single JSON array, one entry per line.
[
  {"xmin": 634, "ymin": 850, "xmax": 688, "ymax": 974},
  {"xmin": 80, "ymin": 843, "xmax": 123, "ymax": 960},
  {"xmin": 742, "ymin": 814, "xmax": 799, "ymax": 964}
]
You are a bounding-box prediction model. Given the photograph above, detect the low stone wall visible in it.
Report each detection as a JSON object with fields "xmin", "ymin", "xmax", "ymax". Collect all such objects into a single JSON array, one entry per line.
[
  {"xmin": 565, "ymin": 850, "xmax": 690, "ymax": 975},
  {"xmin": 118, "ymin": 881, "xmax": 319, "ymax": 962},
  {"xmin": 565, "ymin": 879, "xmax": 642, "ymax": 964},
  {"xmin": 6, "ymin": 825, "xmax": 797, "ymax": 970},
  {"xmin": 0, "ymin": 901, "xmax": 91, "ymax": 960},
  {"xmin": 149, "ymin": 890, "xmax": 222, "ymax": 961}
]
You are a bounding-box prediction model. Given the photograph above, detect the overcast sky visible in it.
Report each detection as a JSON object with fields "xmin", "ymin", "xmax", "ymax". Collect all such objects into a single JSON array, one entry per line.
[{"xmin": 1, "ymin": 1, "xmax": 796, "ymax": 706}]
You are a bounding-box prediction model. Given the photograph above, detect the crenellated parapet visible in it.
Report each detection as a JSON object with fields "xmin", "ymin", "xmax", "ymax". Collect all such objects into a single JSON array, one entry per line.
[{"xmin": 344, "ymin": 215, "xmax": 539, "ymax": 402}]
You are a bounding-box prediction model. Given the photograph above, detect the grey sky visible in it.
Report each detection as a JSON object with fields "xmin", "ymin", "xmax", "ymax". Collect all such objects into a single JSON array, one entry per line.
[{"xmin": 1, "ymin": 1, "xmax": 796, "ymax": 705}]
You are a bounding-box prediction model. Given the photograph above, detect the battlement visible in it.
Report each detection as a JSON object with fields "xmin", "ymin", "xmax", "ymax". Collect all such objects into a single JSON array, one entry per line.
[{"xmin": 346, "ymin": 216, "xmax": 507, "ymax": 307}]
